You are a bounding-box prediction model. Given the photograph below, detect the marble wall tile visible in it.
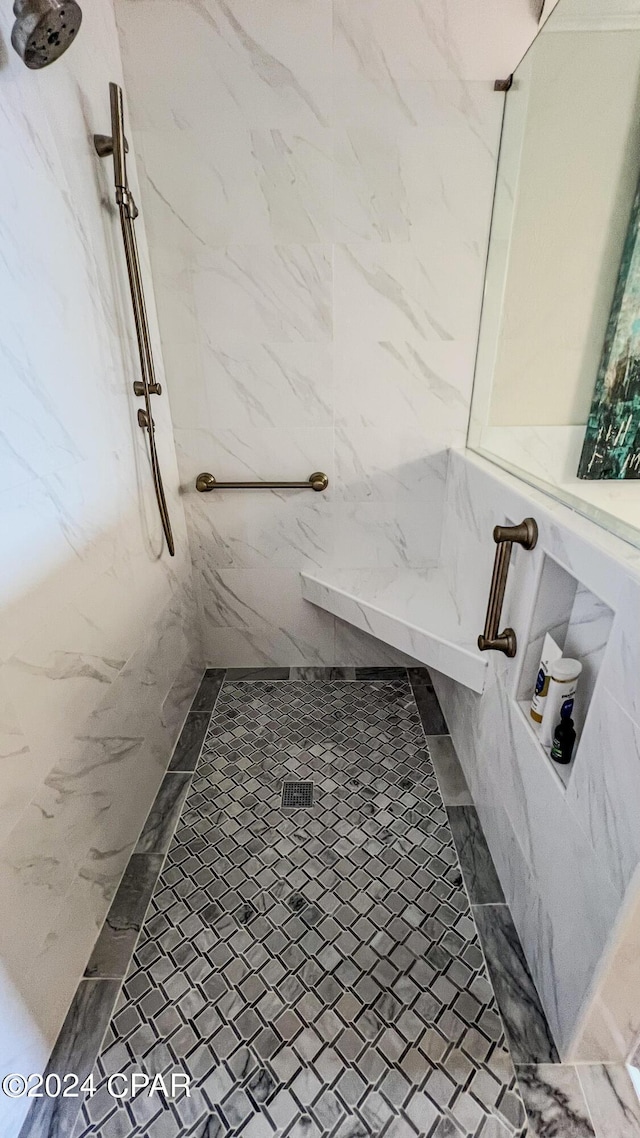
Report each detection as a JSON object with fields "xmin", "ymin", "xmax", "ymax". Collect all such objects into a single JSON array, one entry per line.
[
  {"xmin": 0, "ymin": 0, "xmax": 202, "ymax": 1113},
  {"xmin": 569, "ymin": 865, "xmax": 640, "ymax": 1064},
  {"xmin": 567, "ymin": 689, "xmax": 640, "ymax": 898},
  {"xmin": 139, "ymin": 126, "xmax": 334, "ymax": 248},
  {"xmin": 0, "ymin": 690, "xmax": 38, "ymax": 849},
  {"xmin": 600, "ymin": 576, "xmax": 640, "ymax": 724},
  {"xmin": 118, "ymin": 0, "xmax": 333, "ymax": 136},
  {"xmin": 116, "ymin": 0, "xmax": 521, "ymax": 669},
  {"xmin": 435, "ymin": 451, "xmax": 640, "ymax": 1062},
  {"xmin": 333, "ymin": 619, "xmax": 422, "ymax": 669},
  {"xmin": 199, "ymin": 340, "xmax": 334, "ymax": 436},
  {"xmin": 577, "ymin": 1064, "xmax": 640, "ymax": 1138},
  {"xmin": 333, "ymin": 95, "xmax": 501, "ymax": 245},
  {"xmin": 198, "ymin": 565, "xmax": 339, "ymax": 646},
  {"xmin": 333, "ymin": 339, "xmax": 475, "ymax": 442},
  {"xmin": 334, "ymin": 431, "xmax": 450, "ymax": 505},
  {"xmin": 333, "ymin": 0, "xmax": 520, "ymax": 124},
  {"xmin": 184, "ymin": 489, "xmax": 336, "ymax": 575},
  {"xmin": 333, "ymin": 242, "xmax": 484, "ymax": 346},
  {"xmin": 193, "ymin": 245, "xmax": 332, "ymax": 347},
  {"xmin": 332, "ymin": 501, "xmax": 442, "ymax": 569},
  {"xmin": 202, "ymin": 622, "xmax": 337, "ymax": 669}
]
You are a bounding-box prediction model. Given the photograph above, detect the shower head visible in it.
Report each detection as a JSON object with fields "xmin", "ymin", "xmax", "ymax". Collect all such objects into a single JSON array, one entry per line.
[{"xmin": 11, "ymin": 0, "xmax": 82, "ymax": 69}]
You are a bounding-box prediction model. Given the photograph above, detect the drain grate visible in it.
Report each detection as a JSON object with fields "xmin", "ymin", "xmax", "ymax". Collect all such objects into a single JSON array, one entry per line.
[{"xmin": 281, "ymin": 781, "xmax": 314, "ymax": 808}]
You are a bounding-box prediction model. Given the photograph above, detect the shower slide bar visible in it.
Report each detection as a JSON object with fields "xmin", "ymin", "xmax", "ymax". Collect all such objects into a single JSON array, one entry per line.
[
  {"xmin": 94, "ymin": 83, "xmax": 175, "ymax": 557},
  {"xmin": 196, "ymin": 472, "xmax": 329, "ymax": 493},
  {"xmin": 477, "ymin": 517, "xmax": 537, "ymax": 657}
]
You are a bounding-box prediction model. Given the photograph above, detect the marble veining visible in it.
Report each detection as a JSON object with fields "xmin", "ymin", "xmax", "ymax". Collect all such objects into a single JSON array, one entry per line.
[
  {"xmin": 576, "ymin": 1064, "xmax": 640, "ymax": 1138},
  {"xmin": 135, "ymin": 772, "xmax": 193, "ymax": 855},
  {"xmin": 447, "ymin": 806, "xmax": 506, "ymax": 906},
  {"xmin": 168, "ymin": 712, "xmax": 211, "ymax": 772},
  {"xmin": 516, "ymin": 1064, "xmax": 595, "ymax": 1138},
  {"xmin": 17, "ymin": 979, "xmax": 122, "ymax": 1138},
  {"xmin": 472, "ymin": 905, "xmax": 559, "ymax": 1065},
  {"xmin": 190, "ymin": 669, "xmax": 225, "ymax": 714},
  {"xmin": 84, "ymin": 854, "xmax": 164, "ymax": 979},
  {"xmin": 427, "ymin": 736, "xmax": 473, "ymax": 807}
]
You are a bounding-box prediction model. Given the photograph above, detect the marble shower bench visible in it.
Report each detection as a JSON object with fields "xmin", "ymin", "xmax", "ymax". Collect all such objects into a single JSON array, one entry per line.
[{"xmin": 301, "ymin": 567, "xmax": 488, "ymax": 692}]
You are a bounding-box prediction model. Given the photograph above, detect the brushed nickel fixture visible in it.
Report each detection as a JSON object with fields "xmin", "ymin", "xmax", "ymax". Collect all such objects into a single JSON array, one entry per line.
[
  {"xmin": 94, "ymin": 83, "xmax": 175, "ymax": 557},
  {"xmin": 196, "ymin": 472, "xmax": 329, "ymax": 493},
  {"xmin": 12, "ymin": 0, "xmax": 82, "ymax": 68},
  {"xmin": 478, "ymin": 518, "xmax": 537, "ymax": 657}
]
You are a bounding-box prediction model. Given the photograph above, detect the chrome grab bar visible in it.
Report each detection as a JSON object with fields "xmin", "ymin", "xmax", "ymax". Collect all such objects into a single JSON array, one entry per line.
[
  {"xmin": 196, "ymin": 472, "xmax": 329, "ymax": 493},
  {"xmin": 478, "ymin": 518, "xmax": 537, "ymax": 657},
  {"xmin": 94, "ymin": 83, "xmax": 175, "ymax": 557}
]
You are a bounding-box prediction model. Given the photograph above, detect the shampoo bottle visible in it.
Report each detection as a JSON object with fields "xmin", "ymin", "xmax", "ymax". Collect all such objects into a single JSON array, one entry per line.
[
  {"xmin": 540, "ymin": 658, "xmax": 582, "ymax": 748},
  {"xmin": 530, "ymin": 633, "xmax": 562, "ymax": 727}
]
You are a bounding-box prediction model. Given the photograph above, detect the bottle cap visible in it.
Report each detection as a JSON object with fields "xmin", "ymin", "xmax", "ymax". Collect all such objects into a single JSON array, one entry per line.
[{"xmin": 550, "ymin": 658, "xmax": 582, "ymax": 681}]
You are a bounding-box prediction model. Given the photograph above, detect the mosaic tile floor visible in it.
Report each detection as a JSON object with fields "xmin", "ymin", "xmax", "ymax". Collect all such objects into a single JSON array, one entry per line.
[{"xmin": 72, "ymin": 678, "xmax": 527, "ymax": 1138}]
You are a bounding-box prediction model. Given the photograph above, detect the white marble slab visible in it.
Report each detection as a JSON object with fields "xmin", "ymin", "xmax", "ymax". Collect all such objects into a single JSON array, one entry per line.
[{"xmin": 301, "ymin": 567, "xmax": 488, "ymax": 692}]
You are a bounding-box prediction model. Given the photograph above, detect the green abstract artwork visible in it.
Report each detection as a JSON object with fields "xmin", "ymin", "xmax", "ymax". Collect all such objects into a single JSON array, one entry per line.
[{"xmin": 578, "ymin": 177, "xmax": 640, "ymax": 480}]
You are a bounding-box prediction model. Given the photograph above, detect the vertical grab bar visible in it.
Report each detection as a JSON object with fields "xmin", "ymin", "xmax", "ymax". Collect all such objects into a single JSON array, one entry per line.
[
  {"xmin": 477, "ymin": 518, "xmax": 538, "ymax": 657},
  {"xmin": 94, "ymin": 83, "xmax": 175, "ymax": 557}
]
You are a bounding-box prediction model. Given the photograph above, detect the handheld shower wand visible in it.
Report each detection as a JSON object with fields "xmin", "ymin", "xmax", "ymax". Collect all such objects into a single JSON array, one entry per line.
[{"xmin": 94, "ymin": 84, "xmax": 176, "ymax": 557}]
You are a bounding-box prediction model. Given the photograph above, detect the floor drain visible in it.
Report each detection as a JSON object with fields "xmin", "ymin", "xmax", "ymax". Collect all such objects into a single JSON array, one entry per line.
[{"xmin": 281, "ymin": 781, "xmax": 314, "ymax": 808}]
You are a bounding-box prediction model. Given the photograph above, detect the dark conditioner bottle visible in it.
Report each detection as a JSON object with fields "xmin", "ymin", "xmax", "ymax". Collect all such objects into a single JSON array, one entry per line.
[{"xmin": 550, "ymin": 710, "xmax": 576, "ymax": 765}]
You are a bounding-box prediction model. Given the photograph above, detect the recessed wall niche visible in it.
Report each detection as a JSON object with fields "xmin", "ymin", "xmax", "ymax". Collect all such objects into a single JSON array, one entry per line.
[{"xmin": 517, "ymin": 554, "xmax": 614, "ymax": 786}]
